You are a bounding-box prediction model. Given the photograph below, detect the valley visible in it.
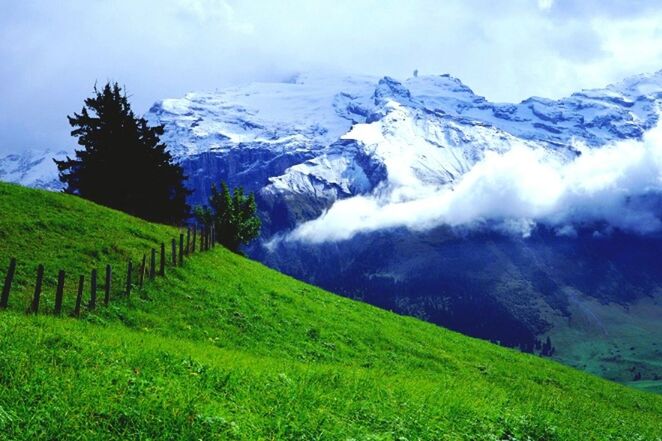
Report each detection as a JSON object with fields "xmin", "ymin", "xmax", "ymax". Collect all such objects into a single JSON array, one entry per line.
[
  {"xmin": 1, "ymin": 182, "xmax": 661, "ymax": 439},
  {"xmin": 3, "ymin": 69, "xmax": 662, "ymax": 390}
]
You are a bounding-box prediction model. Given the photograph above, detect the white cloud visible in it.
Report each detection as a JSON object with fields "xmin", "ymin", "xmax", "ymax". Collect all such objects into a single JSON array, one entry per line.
[
  {"xmin": 179, "ymin": 0, "xmax": 254, "ymax": 33},
  {"xmin": 538, "ymin": 0, "xmax": 554, "ymax": 11},
  {"xmin": 288, "ymin": 115, "xmax": 662, "ymax": 243},
  {"xmin": 1, "ymin": 0, "xmax": 661, "ymax": 153}
]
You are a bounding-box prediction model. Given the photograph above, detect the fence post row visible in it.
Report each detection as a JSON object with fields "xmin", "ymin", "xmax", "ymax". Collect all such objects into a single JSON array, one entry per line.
[
  {"xmin": 0, "ymin": 227, "xmax": 215, "ymax": 318},
  {"xmin": 104, "ymin": 264, "xmax": 111, "ymax": 306},
  {"xmin": 74, "ymin": 275, "xmax": 84, "ymax": 317},
  {"xmin": 54, "ymin": 269, "xmax": 65, "ymax": 315},
  {"xmin": 1, "ymin": 257, "xmax": 16, "ymax": 309}
]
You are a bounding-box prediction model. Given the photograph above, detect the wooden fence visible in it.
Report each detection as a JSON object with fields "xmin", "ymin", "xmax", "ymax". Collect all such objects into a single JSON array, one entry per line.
[{"xmin": 0, "ymin": 224, "xmax": 216, "ymax": 317}]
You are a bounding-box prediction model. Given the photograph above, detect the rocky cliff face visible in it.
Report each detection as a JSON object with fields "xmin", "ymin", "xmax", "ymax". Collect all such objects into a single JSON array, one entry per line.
[
  {"xmin": 148, "ymin": 70, "xmax": 662, "ymax": 238},
  {"xmin": 3, "ymin": 70, "xmax": 662, "ymax": 384},
  {"xmin": 5, "ymin": 70, "xmax": 660, "ymax": 217}
]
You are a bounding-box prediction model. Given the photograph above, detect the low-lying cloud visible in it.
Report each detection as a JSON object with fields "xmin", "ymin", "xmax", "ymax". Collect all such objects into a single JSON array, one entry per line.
[{"xmin": 287, "ymin": 117, "xmax": 662, "ymax": 243}]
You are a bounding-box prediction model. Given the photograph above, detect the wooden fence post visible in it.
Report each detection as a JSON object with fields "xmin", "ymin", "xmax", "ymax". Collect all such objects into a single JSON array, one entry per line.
[
  {"xmin": 186, "ymin": 227, "xmax": 191, "ymax": 255},
  {"xmin": 54, "ymin": 269, "xmax": 65, "ymax": 315},
  {"xmin": 74, "ymin": 275, "xmax": 84, "ymax": 317},
  {"xmin": 171, "ymin": 238, "xmax": 177, "ymax": 266},
  {"xmin": 89, "ymin": 269, "xmax": 97, "ymax": 310},
  {"xmin": 150, "ymin": 248, "xmax": 156, "ymax": 280},
  {"xmin": 104, "ymin": 264, "xmax": 111, "ymax": 306},
  {"xmin": 179, "ymin": 233, "xmax": 184, "ymax": 266},
  {"xmin": 139, "ymin": 254, "xmax": 146, "ymax": 289},
  {"xmin": 125, "ymin": 260, "xmax": 132, "ymax": 297},
  {"xmin": 1, "ymin": 257, "xmax": 16, "ymax": 309},
  {"xmin": 29, "ymin": 264, "xmax": 44, "ymax": 314},
  {"xmin": 192, "ymin": 227, "xmax": 197, "ymax": 253},
  {"xmin": 160, "ymin": 243, "xmax": 165, "ymax": 276}
]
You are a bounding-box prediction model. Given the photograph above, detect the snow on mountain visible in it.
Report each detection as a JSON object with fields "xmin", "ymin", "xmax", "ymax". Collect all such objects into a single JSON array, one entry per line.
[
  {"xmin": 405, "ymin": 71, "xmax": 661, "ymax": 147},
  {"xmin": 4, "ymin": 70, "xmax": 662, "ymax": 380},
  {"xmin": 255, "ymin": 71, "xmax": 662, "ymax": 236},
  {"xmin": 147, "ymin": 72, "xmax": 378, "ymax": 159},
  {"xmin": 2, "ymin": 69, "xmax": 661, "ymax": 234},
  {"xmin": 0, "ymin": 149, "xmax": 65, "ymax": 191}
]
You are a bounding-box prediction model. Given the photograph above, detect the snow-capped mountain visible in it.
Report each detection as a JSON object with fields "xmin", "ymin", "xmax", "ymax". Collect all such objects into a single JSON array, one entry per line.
[
  {"xmin": 2, "ymin": 69, "xmax": 662, "ymax": 385},
  {"xmin": 0, "ymin": 148, "xmax": 66, "ymax": 191},
  {"xmin": 148, "ymin": 70, "xmax": 662, "ymax": 236},
  {"xmin": 144, "ymin": 70, "xmax": 662, "ymax": 386},
  {"xmin": 4, "ymin": 69, "xmax": 660, "ymax": 218}
]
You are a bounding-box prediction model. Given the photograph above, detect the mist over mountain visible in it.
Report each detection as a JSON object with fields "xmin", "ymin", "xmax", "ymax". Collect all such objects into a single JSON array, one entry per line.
[
  {"xmin": 286, "ymin": 119, "xmax": 662, "ymax": 243},
  {"xmin": 2, "ymin": 69, "xmax": 662, "ymax": 386}
]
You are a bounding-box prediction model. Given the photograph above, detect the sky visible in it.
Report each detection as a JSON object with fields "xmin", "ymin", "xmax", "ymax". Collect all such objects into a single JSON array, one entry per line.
[{"xmin": 1, "ymin": 0, "xmax": 662, "ymax": 154}]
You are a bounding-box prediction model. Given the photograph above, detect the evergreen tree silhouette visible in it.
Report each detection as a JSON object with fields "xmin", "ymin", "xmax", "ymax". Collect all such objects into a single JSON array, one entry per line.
[{"xmin": 55, "ymin": 82, "xmax": 189, "ymax": 223}]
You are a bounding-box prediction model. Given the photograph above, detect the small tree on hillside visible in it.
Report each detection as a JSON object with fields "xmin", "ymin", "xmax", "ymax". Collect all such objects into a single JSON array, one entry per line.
[
  {"xmin": 55, "ymin": 82, "xmax": 189, "ymax": 223},
  {"xmin": 195, "ymin": 182, "xmax": 261, "ymax": 252}
]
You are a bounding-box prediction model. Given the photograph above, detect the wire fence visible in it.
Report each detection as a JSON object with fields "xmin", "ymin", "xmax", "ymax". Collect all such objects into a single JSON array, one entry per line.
[{"xmin": 0, "ymin": 224, "xmax": 216, "ymax": 317}]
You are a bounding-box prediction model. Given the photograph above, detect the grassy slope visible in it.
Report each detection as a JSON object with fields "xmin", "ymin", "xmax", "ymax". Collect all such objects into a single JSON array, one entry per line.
[{"xmin": 0, "ymin": 182, "xmax": 661, "ymax": 440}]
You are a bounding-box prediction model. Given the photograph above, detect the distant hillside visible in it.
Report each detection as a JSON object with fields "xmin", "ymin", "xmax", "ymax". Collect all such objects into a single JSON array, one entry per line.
[
  {"xmin": 3, "ymin": 70, "xmax": 662, "ymax": 389},
  {"xmin": 0, "ymin": 181, "xmax": 661, "ymax": 439}
]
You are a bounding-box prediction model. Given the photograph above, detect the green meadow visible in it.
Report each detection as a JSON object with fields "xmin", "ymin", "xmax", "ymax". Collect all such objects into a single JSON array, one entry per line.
[{"xmin": 0, "ymin": 182, "xmax": 661, "ymax": 440}]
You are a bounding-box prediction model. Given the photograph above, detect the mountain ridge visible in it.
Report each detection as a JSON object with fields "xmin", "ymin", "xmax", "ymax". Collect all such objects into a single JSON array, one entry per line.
[
  {"xmin": 2, "ymin": 70, "xmax": 662, "ymax": 389},
  {"xmin": 4, "ymin": 69, "xmax": 661, "ymax": 196}
]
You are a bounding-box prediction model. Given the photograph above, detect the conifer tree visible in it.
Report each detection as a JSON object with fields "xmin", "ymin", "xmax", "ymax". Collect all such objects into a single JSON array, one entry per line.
[{"xmin": 55, "ymin": 82, "xmax": 189, "ymax": 223}]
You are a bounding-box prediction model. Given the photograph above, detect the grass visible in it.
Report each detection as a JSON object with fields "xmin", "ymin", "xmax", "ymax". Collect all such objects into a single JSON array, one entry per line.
[
  {"xmin": 0, "ymin": 181, "xmax": 661, "ymax": 440},
  {"xmin": 548, "ymin": 293, "xmax": 662, "ymax": 394}
]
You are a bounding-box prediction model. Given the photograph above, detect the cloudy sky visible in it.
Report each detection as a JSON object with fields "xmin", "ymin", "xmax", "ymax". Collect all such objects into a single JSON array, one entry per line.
[{"xmin": 1, "ymin": 0, "xmax": 661, "ymax": 154}]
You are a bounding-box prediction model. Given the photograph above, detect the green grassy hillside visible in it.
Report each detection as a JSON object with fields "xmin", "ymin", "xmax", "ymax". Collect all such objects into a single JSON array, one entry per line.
[{"xmin": 0, "ymin": 182, "xmax": 661, "ymax": 440}]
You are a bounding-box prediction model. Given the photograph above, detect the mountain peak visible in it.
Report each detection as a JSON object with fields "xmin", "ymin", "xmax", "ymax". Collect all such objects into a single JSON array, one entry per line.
[
  {"xmin": 3, "ymin": 69, "xmax": 661, "ymax": 201},
  {"xmin": 607, "ymin": 68, "xmax": 662, "ymax": 98},
  {"xmin": 373, "ymin": 76, "xmax": 413, "ymax": 106}
]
